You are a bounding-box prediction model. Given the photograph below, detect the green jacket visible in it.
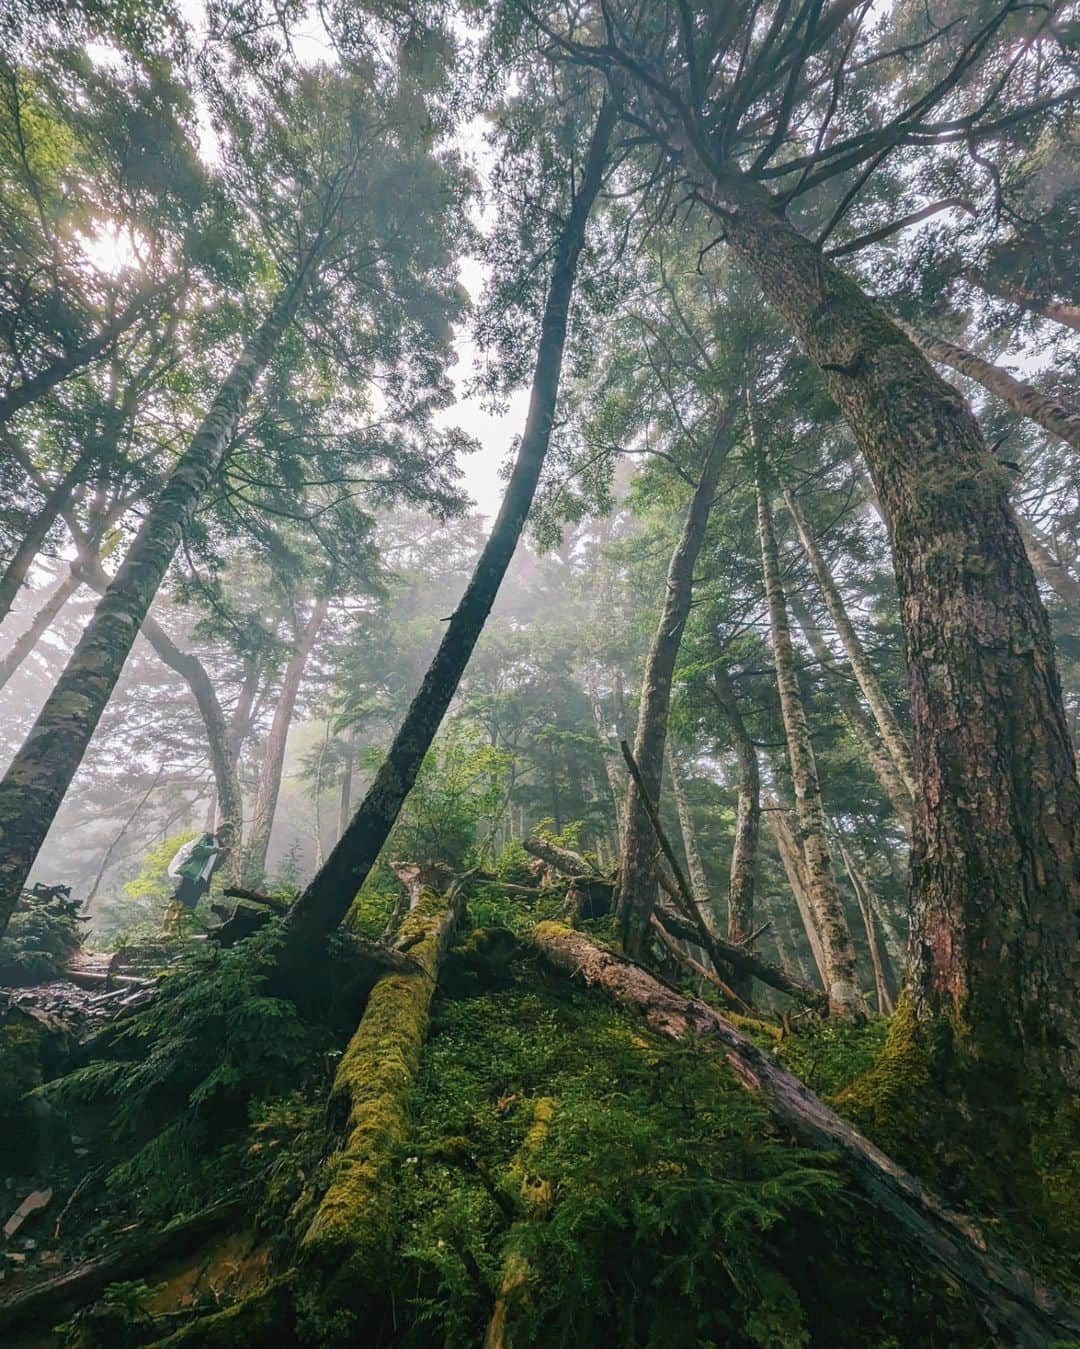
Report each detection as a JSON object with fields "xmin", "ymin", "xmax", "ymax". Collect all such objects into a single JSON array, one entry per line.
[{"xmin": 176, "ymin": 833, "xmax": 219, "ymax": 883}]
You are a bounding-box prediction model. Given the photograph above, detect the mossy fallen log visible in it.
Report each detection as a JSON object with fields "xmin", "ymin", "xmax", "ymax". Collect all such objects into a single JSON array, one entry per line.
[
  {"xmin": 300, "ymin": 883, "xmax": 463, "ymax": 1308},
  {"xmin": 533, "ymin": 921, "xmax": 1080, "ymax": 1347},
  {"xmin": 146, "ymin": 1273, "xmax": 297, "ymax": 1347},
  {"xmin": 483, "ymin": 1096, "xmax": 557, "ymax": 1349}
]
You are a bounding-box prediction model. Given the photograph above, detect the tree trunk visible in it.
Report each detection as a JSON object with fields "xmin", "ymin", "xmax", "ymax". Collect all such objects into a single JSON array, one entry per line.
[
  {"xmin": 282, "ymin": 100, "xmax": 618, "ymax": 948},
  {"xmin": 717, "ymin": 170, "xmax": 1080, "ymax": 1085},
  {"xmin": 588, "ymin": 681, "xmax": 626, "ymax": 847},
  {"xmin": 664, "ymin": 742, "xmax": 713, "ymax": 919},
  {"xmin": 0, "ymin": 566, "xmax": 82, "ymax": 693},
  {"xmin": 899, "ymin": 321, "xmax": 1080, "ymax": 455},
  {"xmin": 837, "ymin": 836, "xmax": 896, "ymax": 1014},
  {"xmin": 0, "ymin": 272, "xmax": 310, "ymax": 938},
  {"xmin": 618, "ymin": 415, "xmax": 733, "ymax": 957},
  {"xmin": 301, "ymin": 883, "xmax": 463, "ymax": 1307},
  {"xmin": 964, "ymin": 272, "xmax": 1080, "ymax": 333},
  {"xmin": 788, "ymin": 594, "xmax": 913, "ymax": 830},
  {"xmin": 72, "ymin": 551, "xmax": 246, "ymax": 864},
  {"xmin": 780, "ymin": 483, "xmax": 916, "ymax": 799},
  {"xmin": 533, "ymin": 922, "xmax": 1080, "ymax": 1347},
  {"xmin": 0, "ymin": 288, "xmax": 158, "ymax": 427},
  {"xmin": 755, "ymin": 451, "xmax": 864, "ymax": 1016},
  {"xmin": 763, "ymin": 794, "xmax": 828, "ymax": 990},
  {"xmin": 336, "ymin": 730, "xmax": 356, "ymax": 845},
  {"xmin": 242, "ymin": 598, "xmax": 329, "ymax": 883},
  {"xmin": 0, "ymin": 447, "xmax": 97, "ymax": 624},
  {"xmin": 710, "ymin": 668, "xmax": 760, "ymax": 1002}
]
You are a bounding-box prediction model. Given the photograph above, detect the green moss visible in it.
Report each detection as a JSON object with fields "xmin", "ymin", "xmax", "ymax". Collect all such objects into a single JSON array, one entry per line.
[
  {"xmin": 147, "ymin": 1274, "xmax": 297, "ymax": 1346},
  {"xmin": 301, "ymin": 889, "xmax": 450, "ymax": 1304}
]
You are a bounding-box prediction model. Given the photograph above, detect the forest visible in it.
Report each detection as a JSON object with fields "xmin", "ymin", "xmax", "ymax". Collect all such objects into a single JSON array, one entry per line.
[{"xmin": 0, "ymin": 0, "xmax": 1077, "ymax": 1343}]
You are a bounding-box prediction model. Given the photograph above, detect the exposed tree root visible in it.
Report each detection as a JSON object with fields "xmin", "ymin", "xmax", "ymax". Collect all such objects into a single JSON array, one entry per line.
[{"xmin": 533, "ymin": 921, "xmax": 1080, "ymax": 1347}]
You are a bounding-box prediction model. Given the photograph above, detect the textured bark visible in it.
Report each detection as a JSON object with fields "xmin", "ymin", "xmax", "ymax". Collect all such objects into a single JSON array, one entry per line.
[
  {"xmin": 301, "ymin": 885, "xmax": 462, "ymax": 1304},
  {"xmin": 710, "ymin": 668, "xmax": 760, "ymax": 1002},
  {"xmin": 522, "ymin": 834, "xmax": 593, "ymax": 878},
  {"xmin": 0, "ymin": 288, "xmax": 157, "ymax": 427},
  {"xmin": 0, "ymin": 567, "xmax": 82, "ymax": 692},
  {"xmin": 717, "ymin": 172, "xmax": 1080, "ymax": 1083},
  {"xmin": 0, "ymin": 447, "xmax": 97, "ymax": 624},
  {"xmin": 764, "ymin": 793, "xmax": 828, "ymax": 990},
  {"xmin": 0, "ymin": 272, "xmax": 309, "ymax": 938},
  {"xmin": 756, "ymin": 455, "xmax": 863, "ymax": 1016},
  {"xmin": 534, "ymin": 923, "xmax": 1080, "ymax": 1347},
  {"xmin": 243, "ymin": 598, "xmax": 329, "ymax": 882},
  {"xmin": 1016, "ymin": 516, "xmax": 1080, "ymax": 610},
  {"xmin": 618, "ymin": 416, "xmax": 733, "ymax": 957},
  {"xmin": 789, "ymin": 594, "xmax": 913, "ymax": 830},
  {"xmin": 899, "ymin": 321, "xmax": 1080, "ymax": 455},
  {"xmin": 781, "ymin": 484, "xmax": 916, "ymax": 799},
  {"xmin": 282, "ymin": 100, "xmax": 617, "ymax": 947},
  {"xmin": 965, "ymin": 272, "xmax": 1080, "ymax": 333}
]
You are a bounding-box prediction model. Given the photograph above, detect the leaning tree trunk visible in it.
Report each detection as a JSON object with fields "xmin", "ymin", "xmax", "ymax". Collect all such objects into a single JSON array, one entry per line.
[
  {"xmin": 755, "ymin": 451, "xmax": 864, "ymax": 1016},
  {"xmin": 837, "ymin": 835, "xmax": 896, "ymax": 1015},
  {"xmin": 898, "ymin": 321, "xmax": 1080, "ymax": 455},
  {"xmin": 964, "ymin": 271, "xmax": 1080, "ymax": 333},
  {"xmin": 664, "ymin": 743, "xmax": 713, "ymax": 921},
  {"xmin": 764, "ymin": 792, "xmax": 828, "ymax": 990},
  {"xmin": 0, "ymin": 567, "xmax": 83, "ymax": 693},
  {"xmin": 0, "ymin": 447, "xmax": 97, "ymax": 624},
  {"xmin": 1016, "ymin": 516, "xmax": 1080, "ymax": 610},
  {"xmin": 242, "ymin": 598, "xmax": 329, "ymax": 883},
  {"xmin": 789, "ymin": 594, "xmax": 913, "ymax": 831},
  {"xmin": 0, "ymin": 288, "xmax": 157, "ymax": 427},
  {"xmin": 0, "ymin": 268, "xmax": 312, "ymax": 938},
  {"xmin": 780, "ymin": 482, "xmax": 916, "ymax": 799},
  {"xmin": 717, "ymin": 170, "xmax": 1080, "ymax": 1087},
  {"xmin": 710, "ymin": 668, "xmax": 760, "ymax": 1002},
  {"xmin": 618, "ymin": 417, "xmax": 733, "ymax": 958},
  {"xmin": 533, "ymin": 922, "xmax": 1080, "ymax": 1347},
  {"xmin": 281, "ymin": 99, "xmax": 618, "ymax": 949}
]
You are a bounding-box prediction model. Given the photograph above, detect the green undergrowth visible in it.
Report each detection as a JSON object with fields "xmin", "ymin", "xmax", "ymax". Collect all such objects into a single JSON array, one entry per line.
[{"xmin": 0, "ymin": 888, "xmax": 85, "ymax": 986}]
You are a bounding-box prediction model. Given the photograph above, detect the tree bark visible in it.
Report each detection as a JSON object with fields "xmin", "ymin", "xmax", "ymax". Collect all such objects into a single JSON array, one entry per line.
[
  {"xmin": 838, "ymin": 836, "xmax": 896, "ymax": 1015},
  {"xmin": 716, "ymin": 171, "xmax": 1080, "ymax": 1084},
  {"xmin": 763, "ymin": 794, "xmax": 828, "ymax": 990},
  {"xmin": 964, "ymin": 272, "xmax": 1080, "ymax": 333},
  {"xmin": 0, "ymin": 566, "xmax": 83, "ymax": 693},
  {"xmin": 618, "ymin": 415, "xmax": 733, "ymax": 957},
  {"xmin": 282, "ymin": 99, "xmax": 618, "ymax": 948},
  {"xmin": 710, "ymin": 668, "xmax": 760, "ymax": 1002},
  {"xmin": 533, "ymin": 922, "xmax": 1080, "ymax": 1347},
  {"xmin": 780, "ymin": 483, "xmax": 916, "ymax": 799},
  {"xmin": 788, "ymin": 594, "xmax": 913, "ymax": 830},
  {"xmin": 242, "ymin": 597, "xmax": 329, "ymax": 882},
  {"xmin": 0, "ymin": 270, "xmax": 311, "ymax": 938},
  {"xmin": 755, "ymin": 451, "xmax": 864, "ymax": 1016},
  {"xmin": 899, "ymin": 321, "xmax": 1080, "ymax": 455}
]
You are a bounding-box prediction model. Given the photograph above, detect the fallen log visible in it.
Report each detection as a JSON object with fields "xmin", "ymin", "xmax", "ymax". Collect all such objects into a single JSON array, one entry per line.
[
  {"xmin": 0, "ymin": 1194, "xmax": 247, "ymax": 1333},
  {"xmin": 533, "ymin": 922, "xmax": 1080, "ymax": 1346},
  {"xmin": 522, "ymin": 836, "xmax": 594, "ymax": 877},
  {"xmin": 300, "ymin": 880, "xmax": 464, "ymax": 1307},
  {"xmin": 483, "ymin": 1097, "xmax": 557, "ymax": 1349}
]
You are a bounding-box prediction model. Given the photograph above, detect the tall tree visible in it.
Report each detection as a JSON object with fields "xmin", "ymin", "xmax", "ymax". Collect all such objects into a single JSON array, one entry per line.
[{"xmin": 755, "ymin": 446, "xmax": 864, "ymax": 1016}]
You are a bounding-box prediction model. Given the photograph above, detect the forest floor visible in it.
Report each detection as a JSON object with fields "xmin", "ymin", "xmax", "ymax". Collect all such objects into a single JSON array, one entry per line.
[{"xmin": 0, "ymin": 870, "xmax": 1076, "ymax": 1347}]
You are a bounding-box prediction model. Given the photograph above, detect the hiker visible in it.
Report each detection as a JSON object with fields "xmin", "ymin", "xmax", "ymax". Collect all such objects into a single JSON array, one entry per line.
[{"xmin": 163, "ymin": 832, "xmax": 222, "ymax": 929}]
